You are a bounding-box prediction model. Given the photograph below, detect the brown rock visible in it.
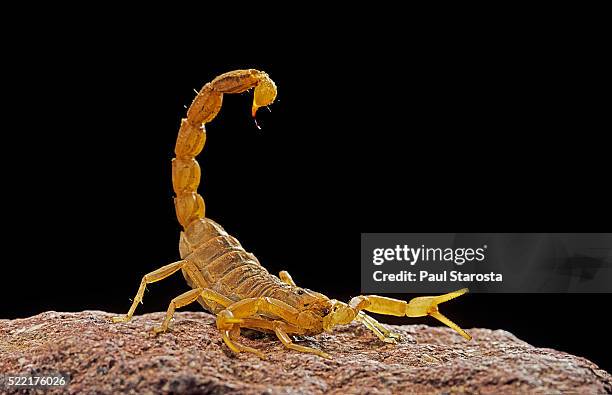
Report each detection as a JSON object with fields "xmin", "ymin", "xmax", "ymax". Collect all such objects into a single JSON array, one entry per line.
[{"xmin": 1, "ymin": 311, "xmax": 610, "ymax": 394}]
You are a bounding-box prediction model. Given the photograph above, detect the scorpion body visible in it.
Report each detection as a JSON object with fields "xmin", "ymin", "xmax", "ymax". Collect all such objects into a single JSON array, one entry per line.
[{"xmin": 113, "ymin": 70, "xmax": 471, "ymax": 359}]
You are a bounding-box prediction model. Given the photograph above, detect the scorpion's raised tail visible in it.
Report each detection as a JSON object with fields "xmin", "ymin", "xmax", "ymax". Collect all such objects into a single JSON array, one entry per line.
[{"xmin": 172, "ymin": 69, "xmax": 277, "ymax": 228}]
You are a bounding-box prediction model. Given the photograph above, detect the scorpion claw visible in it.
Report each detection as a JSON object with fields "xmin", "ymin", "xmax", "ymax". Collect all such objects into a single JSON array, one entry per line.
[
  {"xmin": 406, "ymin": 288, "xmax": 471, "ymax": 340},
  {"xmin": 429, "ymin": 310, "xmax": 471, "ymax": 341},
  {"xmin": 111, "ymin": 315, "xmax": 128, "ymax": 323}
]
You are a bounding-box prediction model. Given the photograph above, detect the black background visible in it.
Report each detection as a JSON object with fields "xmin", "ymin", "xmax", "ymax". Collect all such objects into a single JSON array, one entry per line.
[{"xmin": 2, "ymin": 15, "xmax": 610, "ymax": 373}]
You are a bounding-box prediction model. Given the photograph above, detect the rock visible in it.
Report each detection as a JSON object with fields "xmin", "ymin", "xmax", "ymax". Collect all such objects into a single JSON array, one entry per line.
[{"xmin": 1, "ymin": 311, "xmax": 610, "ymax": 394}]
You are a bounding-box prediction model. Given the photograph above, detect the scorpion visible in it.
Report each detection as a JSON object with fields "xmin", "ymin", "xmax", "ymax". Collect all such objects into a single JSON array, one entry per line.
[{"xmin": 112, "ymin": 69, "xmax": 472, "ymax": 359}]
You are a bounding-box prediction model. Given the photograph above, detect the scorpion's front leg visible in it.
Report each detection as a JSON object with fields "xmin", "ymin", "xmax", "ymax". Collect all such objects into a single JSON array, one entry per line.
[
  {"xmin": 356, "ymin": 312, "xmax": 402, "ymax": 343},
  {"xmin": 273, "ymin": 322, "xmax": 331, "ymax": 359},
  {"xmin": 216, "ymin": 297, "xmax": 327, "ymax": 359},
  {"xmin": 238, "ymin": 317, "xmax": 331, "ymax": 359}
]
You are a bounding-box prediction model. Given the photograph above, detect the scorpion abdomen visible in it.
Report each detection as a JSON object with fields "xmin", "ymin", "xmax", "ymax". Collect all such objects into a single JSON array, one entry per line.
[
  {"xmin": 179, "ymin": 218, "xmax": 228, "ymax": 259},
  {"xmin": 179, "ymin": 218, "xmax": 290, "ymax": 313}
]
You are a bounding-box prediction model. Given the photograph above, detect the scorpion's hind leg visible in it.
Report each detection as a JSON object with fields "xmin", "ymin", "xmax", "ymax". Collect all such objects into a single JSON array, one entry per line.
[
  {"xmin": 112, "ymin": 260, "xmax": 186, "ymax": 323},
  {"xmin": 356, "ymin": 312, "xmax": 402, "ymax": 344},
  {"xmin": 151, "ymin": 288, "xmax": 268, "ymax": 357},
  {"xmin": 151, "ymin": 287, "xmax": 234, "ymax": 334}
]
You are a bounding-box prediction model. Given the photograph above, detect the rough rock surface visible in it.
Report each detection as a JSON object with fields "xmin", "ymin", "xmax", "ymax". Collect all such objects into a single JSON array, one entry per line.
[{"xmin": 1, "ymin": 311, "xmax": 610, "ymax": 394}]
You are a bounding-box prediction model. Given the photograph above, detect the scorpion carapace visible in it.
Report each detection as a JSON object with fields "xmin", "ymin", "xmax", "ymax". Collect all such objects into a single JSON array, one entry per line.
[{"xmin": 112, "ymin": 69, "xmax": 471, "ymax": 359}]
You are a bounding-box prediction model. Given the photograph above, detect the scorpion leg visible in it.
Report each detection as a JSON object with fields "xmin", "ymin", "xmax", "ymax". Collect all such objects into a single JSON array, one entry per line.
[
  {"xmin": 112, "ymin": 260, "xmax": 186, "ymax": 323},
  {"xmin": 356, "ymin": 312, "xmax": 402, "ymax": 344},
  {"xmin": 278, "ymin": 270, "xmax": 296, "ymax": 286},
  {"xmin": 273, "ymin": 323, "xmax": 331, "ymax": 359},
  {"xmin": 220, "ymin": 316, "xmax": 330, "ymax": 359},
  {"xmin": 216, "ymin": 297, "xmax": 302, "ymax": 358},
  {"xmin": 238, "ymin": 317, "xmax": 302, "ymax": 335},
  {"xmin": 220, "ymin": 330, "xmax": 266, "ymax": 359},
  {"xmin": 348, "ymin": 289, "xmax": 471, "ymax": 340},
  {"xmin": 215, "ymin": 316, "xmax": 270, "ymax": 359},
  {"xmin": 238, "ymin": 318, "xmax": 330, "ymax": 358},
  {"xmin": 152, "ymin": 288, "xmax": 234, "ymax": 334}
]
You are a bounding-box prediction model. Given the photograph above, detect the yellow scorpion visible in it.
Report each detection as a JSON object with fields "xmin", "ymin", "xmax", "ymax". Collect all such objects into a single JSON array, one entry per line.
[{"xmin": 112, "ymin": 69, "xmax": 472, "ymax": 359}]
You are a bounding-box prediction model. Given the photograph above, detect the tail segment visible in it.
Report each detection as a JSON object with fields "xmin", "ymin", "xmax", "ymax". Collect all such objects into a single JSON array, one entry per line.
[{"xmin": 172, "ymin": 69, "xmax": 277, "ymax": 228}]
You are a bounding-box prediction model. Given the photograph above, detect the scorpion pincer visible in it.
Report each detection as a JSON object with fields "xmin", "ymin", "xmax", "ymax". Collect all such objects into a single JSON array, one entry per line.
[{"xmin": 112, "ymin": 69, "xmax": 471, "ymax": 359}]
